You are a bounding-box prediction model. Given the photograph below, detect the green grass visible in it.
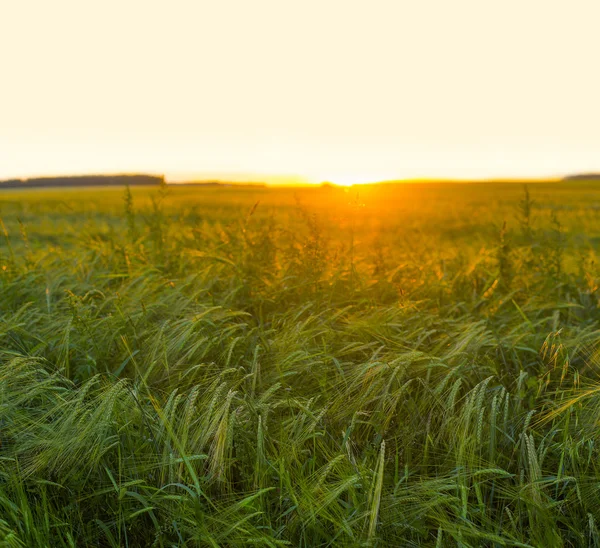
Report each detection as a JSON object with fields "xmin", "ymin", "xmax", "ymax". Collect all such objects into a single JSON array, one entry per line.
[{"xmin": 1, "ymin": 181, "xmax": 600, "ymax": 546}]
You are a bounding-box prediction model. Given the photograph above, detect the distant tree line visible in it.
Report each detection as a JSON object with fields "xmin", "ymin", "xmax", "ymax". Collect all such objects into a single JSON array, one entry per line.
[
  {"xmin": 562, "ymin": 173, "xmax": 600, "ymax": 182},
  {"xmin": 0, "ymin": 174, "xmax": 164, "ymax": 189}
]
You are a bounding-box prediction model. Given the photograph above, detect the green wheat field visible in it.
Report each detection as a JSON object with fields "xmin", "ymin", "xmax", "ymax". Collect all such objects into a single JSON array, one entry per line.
[{"xmin": 3, "ymin": 181, "xmax": 600, "ymax": 547}]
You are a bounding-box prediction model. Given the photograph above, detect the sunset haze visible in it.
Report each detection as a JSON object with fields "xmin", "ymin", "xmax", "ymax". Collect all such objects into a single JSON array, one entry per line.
[{"xmin": 2, "ymin": 0, "xmax": 599, "ymax": 184}]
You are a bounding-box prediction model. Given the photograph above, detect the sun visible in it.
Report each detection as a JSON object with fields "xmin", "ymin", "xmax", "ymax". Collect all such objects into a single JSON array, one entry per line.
[{"xmin": 314, "ymin": 172, "xmax": 390, "ymax": 187}]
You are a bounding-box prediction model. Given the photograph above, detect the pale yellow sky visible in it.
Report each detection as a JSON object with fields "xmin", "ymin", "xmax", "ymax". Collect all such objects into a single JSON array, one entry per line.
[{"xmin": 2, "ymin": 0, "xmax": 600, "ymax": 184}]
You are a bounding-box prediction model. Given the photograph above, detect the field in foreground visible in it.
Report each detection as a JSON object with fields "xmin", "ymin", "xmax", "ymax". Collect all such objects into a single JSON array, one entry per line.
[{"xmin": 2, "ymin": 182, "xmax": 600, "ymax": 546}]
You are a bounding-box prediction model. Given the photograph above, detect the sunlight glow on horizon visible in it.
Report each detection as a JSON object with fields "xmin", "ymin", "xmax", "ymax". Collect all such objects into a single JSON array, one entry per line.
[{"xmin": 3, "ymin": 0, "xmax": 600, "ymax": 184}]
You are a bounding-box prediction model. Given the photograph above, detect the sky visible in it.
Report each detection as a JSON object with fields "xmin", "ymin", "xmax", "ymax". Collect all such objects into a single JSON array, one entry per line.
[{"xmin": 1, "ymin": 0, "xmax": 600, "ymax": 185}]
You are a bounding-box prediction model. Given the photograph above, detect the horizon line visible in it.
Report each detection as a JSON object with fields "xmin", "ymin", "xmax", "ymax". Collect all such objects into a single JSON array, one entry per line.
[{"xmin": 2, "ymin": 170, "xmax": 597, "ymax": 187}]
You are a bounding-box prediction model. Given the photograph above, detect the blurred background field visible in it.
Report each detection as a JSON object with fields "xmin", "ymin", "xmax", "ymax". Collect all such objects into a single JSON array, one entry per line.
[
  {"xmin": 5, "ymin": 181, "xmax": 600, "ymax": 257},
  {"xmin": 2, "ymin": 182, "xmax": 600, "ymax": 546}
]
